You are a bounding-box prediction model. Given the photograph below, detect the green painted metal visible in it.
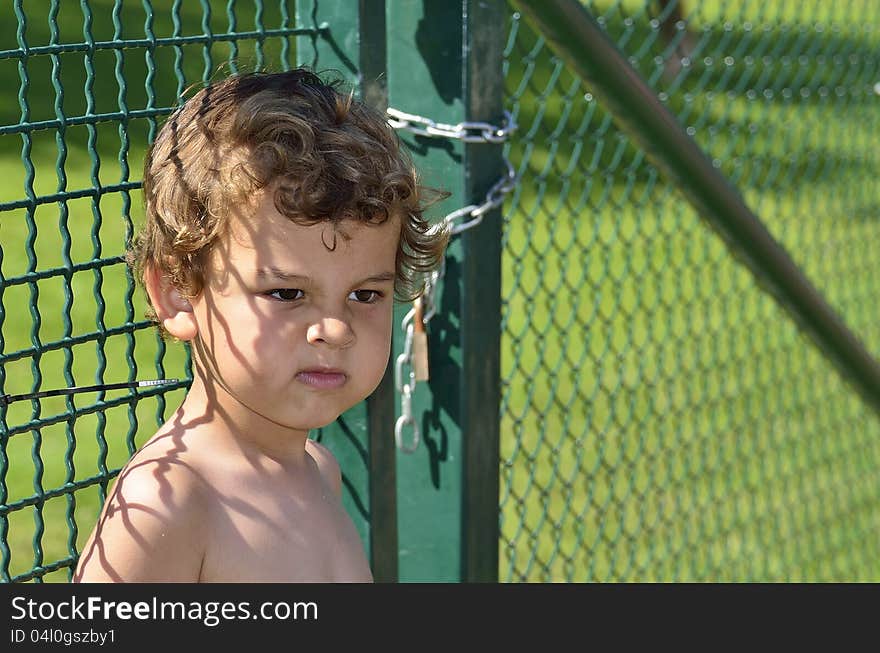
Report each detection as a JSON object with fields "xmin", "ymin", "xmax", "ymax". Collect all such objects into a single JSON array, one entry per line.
[
  {"xmin": 386, "ymin": 0, "xmax": 505, "ymax": 582},
  {"xmin": 386, "ymin": 0, "xmax": 466, "ymax": 582},
  {"xmin": 460, "ymin": 0, "xmax": 504, "ymax": 582}
]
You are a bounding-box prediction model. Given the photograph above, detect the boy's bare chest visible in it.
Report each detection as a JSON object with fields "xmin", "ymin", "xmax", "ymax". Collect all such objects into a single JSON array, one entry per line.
[{"xmin": 199, "ymin": 481, "xmax": 372, "ymax": 582}]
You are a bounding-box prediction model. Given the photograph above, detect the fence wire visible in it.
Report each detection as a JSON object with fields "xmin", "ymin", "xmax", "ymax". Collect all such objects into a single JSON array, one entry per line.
[{"xmin": 500, "ymin": 0, "xmax": 880, "ymax": 581}]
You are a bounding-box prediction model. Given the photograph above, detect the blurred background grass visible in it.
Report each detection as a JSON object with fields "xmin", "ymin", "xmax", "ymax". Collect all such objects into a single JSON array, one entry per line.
[{"xmin": 497, "ymin": 1, "xmax": 880, "ymax": 580}]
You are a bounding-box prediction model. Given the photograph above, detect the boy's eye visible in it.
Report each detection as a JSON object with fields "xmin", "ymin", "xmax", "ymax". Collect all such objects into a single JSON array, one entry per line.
[
  {"xmin": 349, "ymin": 289, "xmax": 382, "ymax": 304},
  {"xmin": 267, "ymin": 289, "xmax": 304, "ymax": 302}
]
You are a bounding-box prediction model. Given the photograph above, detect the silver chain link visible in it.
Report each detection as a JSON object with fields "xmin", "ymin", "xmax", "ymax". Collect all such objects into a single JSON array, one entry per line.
[
  {"xmin": 440, "ymin": 158, "xmax": 518, "ymax": 236},
  {"xmin": 387, "ymin": 107, "xmax": 517, "ymax": 143},
  {"xmin": 394, "ymin": 320, "xmax": 420, "ymax": 453},
  {"xmin": 393, "ymin": 266, "xmax": 441, "ymax": 454},
  {"xmin": 389, "ymin": 108, "xmax": 518, "ymax": 453}
]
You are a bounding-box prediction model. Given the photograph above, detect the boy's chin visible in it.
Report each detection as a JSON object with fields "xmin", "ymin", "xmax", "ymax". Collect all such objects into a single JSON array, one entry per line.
[
  {"xmin": 274, "ymin": 395, "xmax": 371, "ymax": 432},
  {"xmin": 308, "ymin": 417, "xmax": 343, "ymax": 430},
  {"xmin": 298, "ymin": 410, "xmax": 351, "ymax": 431}
]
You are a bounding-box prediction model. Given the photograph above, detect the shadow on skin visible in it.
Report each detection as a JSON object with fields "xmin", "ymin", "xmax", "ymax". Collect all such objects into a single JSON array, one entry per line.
[
  {"xmin": 75, "ymin": 98, "xmax": 312, "ymax": 582},
  {"xmin": 73, "ymin": 357, "xmax": 323, "ymax": 582},
  {"xmin": 73, "ymin": 406, "xmax": 212, "ymax": 582},
  {"xmin": 74, "ymin": 72, "xmax": 391, "ymax": 582}
]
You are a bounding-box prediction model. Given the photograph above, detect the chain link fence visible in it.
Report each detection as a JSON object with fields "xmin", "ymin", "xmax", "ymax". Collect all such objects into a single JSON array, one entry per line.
[{"xmin": 500, "ymin": 0, "xmax": 880, "ymax": 581}]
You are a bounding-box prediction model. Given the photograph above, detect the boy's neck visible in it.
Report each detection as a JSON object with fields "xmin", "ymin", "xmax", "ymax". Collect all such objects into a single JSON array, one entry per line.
[{"xmin": 175, "ymin": 369, "xmax": 313, "ymax": 464}]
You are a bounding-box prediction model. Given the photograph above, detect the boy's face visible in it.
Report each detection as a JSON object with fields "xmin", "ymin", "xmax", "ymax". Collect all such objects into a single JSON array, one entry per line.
[{"xmin": 188, "ymin": 191, "xmax": 399, "ymax": 432}]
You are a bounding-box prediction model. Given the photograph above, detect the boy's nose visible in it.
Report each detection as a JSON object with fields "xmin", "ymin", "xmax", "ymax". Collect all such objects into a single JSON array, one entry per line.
[{"xmin": 306, "ymin": 317, "xmax": 356, "ymax": 349}]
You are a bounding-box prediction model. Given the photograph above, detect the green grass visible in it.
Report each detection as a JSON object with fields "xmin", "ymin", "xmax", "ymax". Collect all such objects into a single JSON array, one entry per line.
[
  {"xmin": 499, "ymin": 183, "xmax": 880, "ymax": 581},
  {"xmin": 0, "ymin": 109, "xmax": 188, "ymax": 583},
  {"xmin": 497, "ymin": 1, "xmax": 880, "ymax": 581}
]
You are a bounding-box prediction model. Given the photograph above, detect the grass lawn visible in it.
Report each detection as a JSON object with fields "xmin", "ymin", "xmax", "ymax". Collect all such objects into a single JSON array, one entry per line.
[{"xmin": 497, "ymin": 1, "xmax": 880, "ymax": 581}]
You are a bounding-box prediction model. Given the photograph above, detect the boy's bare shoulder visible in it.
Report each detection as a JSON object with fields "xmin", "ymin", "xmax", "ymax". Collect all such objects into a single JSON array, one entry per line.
[
  {"xmin": 305, "ymin": 438, "xmax": 342, "ymax": 497},
  {"xmin": 108, "ymin": 430, "xmax": 214, "ymax": 511},
  {"xmin": 74, "ymin": 430, "xmax": 211, "ymax": 583}
]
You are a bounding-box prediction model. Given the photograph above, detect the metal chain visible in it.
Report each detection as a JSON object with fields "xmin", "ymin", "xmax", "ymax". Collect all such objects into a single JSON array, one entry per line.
[
  {"xmin": 386, "ymin": 107, "xmax": 516, "ymax": 143},
  {"xmin": 389, "ymin": 108, "xmax": 518, "ymax": 453},
  {"xmin": 440, "ymin": 157, "xmax": 518, "ymax": 236},
  {"xmin": 394, "ymin": 267, "xmax": 441, "ymax": 453},
  {"xmin": 394, "ymin": 322, "xmax": 420, "ymax": 453}
]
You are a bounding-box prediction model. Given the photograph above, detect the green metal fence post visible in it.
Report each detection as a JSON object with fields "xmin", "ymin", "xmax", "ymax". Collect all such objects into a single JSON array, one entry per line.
[
  {"xmin": 460, "ymin": 0, "xmax": 505, "ymax": 583},
  {"xmin": 387, "ymin": 0, "xmax": 504, "ymax": 582},
  {"xmin": 295, "ymin": 0, "xmax": 398, "ymax": 582}
]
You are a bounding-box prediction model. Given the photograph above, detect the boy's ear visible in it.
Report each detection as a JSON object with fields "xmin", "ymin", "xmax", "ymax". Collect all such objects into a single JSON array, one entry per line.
[{"xmin": 143, "ymin": 263, "xmax": 198, "ymax": 341}]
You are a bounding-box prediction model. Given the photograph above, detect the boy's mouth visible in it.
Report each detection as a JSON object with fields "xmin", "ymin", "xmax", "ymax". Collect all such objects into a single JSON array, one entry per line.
[{"xmin": 296, "ymin": 367, "xmax": 347, "ymax": 389}]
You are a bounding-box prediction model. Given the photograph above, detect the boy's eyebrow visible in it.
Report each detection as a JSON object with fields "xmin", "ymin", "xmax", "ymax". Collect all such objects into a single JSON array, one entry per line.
[
  {"xmin": 256, "ymin": 267, "xmax": 310, "ymax": 282},
  {"xmin": 355, "ymin": 272, "xmax": 396, "ymax": 285},
  {"xmin": 256, "ymin": 267, "xmax": 395, "ymax": 285}
]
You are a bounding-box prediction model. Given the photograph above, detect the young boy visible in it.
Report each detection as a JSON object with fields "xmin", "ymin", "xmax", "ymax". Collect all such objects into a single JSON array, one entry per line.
[{"xmin": 73, "ymin": 69, "xmax": 447, "ymax": 582}]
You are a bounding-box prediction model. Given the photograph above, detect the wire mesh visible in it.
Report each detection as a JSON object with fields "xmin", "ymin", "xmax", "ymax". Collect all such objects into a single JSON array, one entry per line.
[
  {"xmin": 0, "ymin": 0, "xmax": 311, "ymax": 583},
  {"xmin": 500, "ymin": 0, "xmax": 880, "ymax": 581}
]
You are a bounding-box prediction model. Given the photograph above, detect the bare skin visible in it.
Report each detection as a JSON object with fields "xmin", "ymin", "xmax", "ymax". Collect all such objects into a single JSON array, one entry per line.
[
  {"xmin": 73, "ymin": 419, "xmax": 371, "ymax": 582},
  {"xmin": 75, "ymin": 192, "xmax": 399, "ymax": 582}
]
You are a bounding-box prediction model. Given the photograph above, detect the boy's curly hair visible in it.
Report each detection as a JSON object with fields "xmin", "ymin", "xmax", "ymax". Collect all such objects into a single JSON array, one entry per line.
[{"xmin": 130, "ymin": 68, "xmax": 448, "ymax": 320}]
